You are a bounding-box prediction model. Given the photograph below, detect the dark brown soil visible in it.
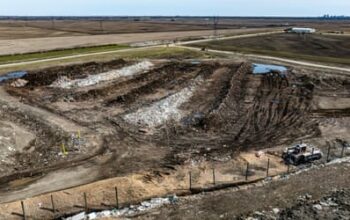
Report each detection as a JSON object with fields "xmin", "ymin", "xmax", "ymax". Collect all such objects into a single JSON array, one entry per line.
[{"xmin": 192, "ymin": 33, "xmax": 350, "ymax": 66}]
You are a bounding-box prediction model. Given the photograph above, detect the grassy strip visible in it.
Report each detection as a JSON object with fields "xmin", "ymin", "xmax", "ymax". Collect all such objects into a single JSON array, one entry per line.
[
  {"xmin": 0, "ymin": 47, "xmax": 219, "ymax": 74},
  {"xmin": 191, "ymin": 43, "xmax": 350, "ymax": 66},
  {"xmin": 0, "ymin": 44, "xmax": 130, "ymax": 65}
]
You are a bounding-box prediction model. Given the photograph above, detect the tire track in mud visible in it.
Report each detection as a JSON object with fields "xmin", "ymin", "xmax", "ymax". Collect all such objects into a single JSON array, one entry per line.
[{"xmin": 152, "ymin": 63, "xmax": 322, "ymax": 163}]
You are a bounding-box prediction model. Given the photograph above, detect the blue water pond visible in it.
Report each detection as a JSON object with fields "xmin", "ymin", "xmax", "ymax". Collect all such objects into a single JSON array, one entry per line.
[
  {"xmin": 0, "ymin": 71, "xmax": 27, "ymax": 83},
  {"xmin": 252, "ymin": 63, "xmax": 287, "ymax": 75}
]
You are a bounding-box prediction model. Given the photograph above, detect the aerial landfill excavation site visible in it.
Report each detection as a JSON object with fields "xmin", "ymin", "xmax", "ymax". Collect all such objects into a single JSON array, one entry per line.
[{"xmin": 0, "ymin": 16, "xmax": 349, "ymax": 220}]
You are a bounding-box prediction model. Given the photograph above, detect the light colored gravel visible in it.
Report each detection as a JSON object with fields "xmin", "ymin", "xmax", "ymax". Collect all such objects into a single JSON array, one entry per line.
[
  {"xmin": 123, "ymin": 76, "xmax": 203, "ymax": 128},
  {"xmin": 50, "ymin": 61, "xmax": 154, "ymax": 89}
]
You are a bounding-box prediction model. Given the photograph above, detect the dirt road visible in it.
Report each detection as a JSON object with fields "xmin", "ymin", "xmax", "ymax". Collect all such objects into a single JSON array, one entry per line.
[
  {"xmin": 178, "ymin": 46, "xmax": 350, "ymax": 74},
  {"xmin": 178, "ymin": 30, "xmax": 283, "ymax": 45},
  {"xmin": 0, "ymin": 28, "xmax": 276, "ymax": 56}
]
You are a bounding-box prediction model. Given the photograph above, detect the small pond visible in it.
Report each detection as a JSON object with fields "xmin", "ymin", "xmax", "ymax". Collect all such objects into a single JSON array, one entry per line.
[
  {"xmin": 252, "ymin": 63, "xmax": 287, "ymax": 75},
  {"xmin": 0, "ymin": 71, "xmax": 27, "ymax": 83}
]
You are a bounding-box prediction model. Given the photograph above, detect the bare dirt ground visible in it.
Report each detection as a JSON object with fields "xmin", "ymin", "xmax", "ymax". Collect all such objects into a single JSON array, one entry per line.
[
  {"xmin": 0, "ymin": 55, "xmax": 348, "ymax": 219},
  {"xmin": 1, "ymin": 18, "xmax": 349, "ymax": 40},
  {"xmin": 191, "ymin": 33, "xmax": 350, "ymax": 66},
  {"xmin": 0, "ymin": 28, "xmax": 276, "ymax": 55},
  {"xmin": 240, "ymin": 188, "xmax": 350, "ymax": 220},
  {"xmin": 137, "ymin": 161, "xmax": 350, "ymax": 220}
]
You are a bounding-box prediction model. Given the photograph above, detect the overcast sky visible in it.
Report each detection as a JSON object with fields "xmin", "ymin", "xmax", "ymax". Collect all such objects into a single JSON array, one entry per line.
[{"xmin": 1, "ymin": 0, "xmax": 349, "ymax": 17}]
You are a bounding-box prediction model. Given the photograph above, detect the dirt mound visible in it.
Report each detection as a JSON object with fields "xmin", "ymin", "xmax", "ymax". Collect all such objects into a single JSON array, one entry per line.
[{"xmin": 23, "ymin": 59, "xmax": 128, "ymax": 87}]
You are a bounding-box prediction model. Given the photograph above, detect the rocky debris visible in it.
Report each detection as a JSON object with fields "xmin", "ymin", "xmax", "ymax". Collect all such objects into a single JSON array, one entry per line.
[
  {"xmin": 51, "ymin": 61, "xmax": 154, "ymax": 89},
  {"xmin": 65, "ymin": 195, "xmax": 178, "ymax": 220},
  {"xmin": 10, "ymin": 79, "xmax": 28, "ymax": 88},
  {"xmin": 123, "ymin": 76, "xmax": 204, "ymax": 128},
  {"xmin": 239, "ymin": 189, "xmax": 350, "ymax": 220}
]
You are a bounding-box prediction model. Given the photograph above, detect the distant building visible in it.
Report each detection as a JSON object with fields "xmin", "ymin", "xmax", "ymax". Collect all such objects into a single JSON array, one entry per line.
[{"xmin": 284, "ymin": 27, "xmax": 316, "ymax": 34}]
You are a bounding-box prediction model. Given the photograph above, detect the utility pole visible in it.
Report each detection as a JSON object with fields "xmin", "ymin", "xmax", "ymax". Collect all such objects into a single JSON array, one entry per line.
[
  {"xmin": 213, "ymin": 16, "xmax": 219, "ymax": 39},
  {"xmin": 51, "ymin": 17, "xmax": 55, "ymax": 29},
  {"xmin": 99, "ymin": 20, "xmax": 104, "ymax": 32}
]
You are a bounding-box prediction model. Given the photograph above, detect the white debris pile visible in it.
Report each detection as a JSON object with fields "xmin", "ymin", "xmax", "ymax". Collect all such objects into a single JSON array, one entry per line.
[
  {"xmin": 10, "ymin": 79, "xmax": 28, "ymax": 88},
  {"xmin": 51, "ymin": 61, "xmax": 154, "ymax": 89},
  {"xmin": 65, "ymin": 196, "xmax": 177, "ymax": 220},
  {"xmin": 123, "ymin": 77, "xmax": 203, "ymax": 128},
  {"xmin": 0, "ymin": 123, "xmax": 16, "ymax": 164}
]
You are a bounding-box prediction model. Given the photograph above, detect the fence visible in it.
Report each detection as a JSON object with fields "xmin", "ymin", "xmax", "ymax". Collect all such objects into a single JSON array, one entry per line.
[{"xmin": 13, "ymin": 143, "xmax": 349, "ymax": 220}]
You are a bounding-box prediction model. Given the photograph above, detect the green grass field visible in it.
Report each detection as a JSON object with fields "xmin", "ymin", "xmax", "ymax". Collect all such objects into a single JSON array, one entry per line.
[{"xmin": 0, "ymin": 44, "xmax": 130, "ymax": 65}]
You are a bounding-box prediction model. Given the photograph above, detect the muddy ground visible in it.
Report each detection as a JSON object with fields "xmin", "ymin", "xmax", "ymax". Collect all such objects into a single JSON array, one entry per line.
[{"xmin": 0, "ymin": 58, "xmax": 349, "ymax": 218}]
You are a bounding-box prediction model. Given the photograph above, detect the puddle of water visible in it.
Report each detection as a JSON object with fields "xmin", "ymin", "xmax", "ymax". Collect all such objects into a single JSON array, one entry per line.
[
  {"xmin": 252, "ymin": 63, "xmax": 287, "ymax": 75},
  {"xmin": 0, "ymin": 71, "xmax": 27, "ymax": 83}
]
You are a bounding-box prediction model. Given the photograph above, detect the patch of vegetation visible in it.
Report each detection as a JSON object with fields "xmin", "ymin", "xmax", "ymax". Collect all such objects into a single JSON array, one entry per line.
[
  {"xmin": 0, "ymin": 47, "xmax": 220, "ymax": 75},
  {"xmin": 0, "ymin": 44, "xmax": 130, "ymax": 65},
  {"xmin": 118, "ymin": 47, "xmax": 221, "ymax": 59}
]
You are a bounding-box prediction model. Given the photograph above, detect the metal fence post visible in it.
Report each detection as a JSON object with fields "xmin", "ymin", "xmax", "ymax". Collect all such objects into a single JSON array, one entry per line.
[
  {"xmin": 327, "ymin": 145, "xmax": 331, "ymax": 162},
  {"xmin": 266, "ymin": 158, "xmax": 270, "ymax": 177},
  {"xmin": 21, "ymin": 201, "xmax": 26, "ymax": 220},
  {"xmin": 341, "ymin": 144, "xmax": 345, "ymax": 158},
  {"xmin": 245, "ymin": 162, "xmax": 249, "ymax": 181},
  {"xmin": 84, "ymin": 192, "xmax": 88, "ymax": 213},
  {"xmin": 51, "ymin": 194, "xmax": 56, "ymax": 214},
  {"xmin": 212, "ymin": 168, "xmax": 216, "ymax": 185},
  {"xmin": 115, "ymin": 187, "xmax": 119, "ymax": 209}
]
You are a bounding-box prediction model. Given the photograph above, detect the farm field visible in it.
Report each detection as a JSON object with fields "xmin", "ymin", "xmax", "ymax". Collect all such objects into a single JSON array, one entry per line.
[{"xmin": 191, "ymin": 33, "xmax": 350, "ymax": 66}]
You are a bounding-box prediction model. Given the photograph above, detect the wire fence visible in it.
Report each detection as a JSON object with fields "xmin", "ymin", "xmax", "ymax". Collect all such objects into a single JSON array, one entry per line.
[{"xmin": 12, "ymin": 143, "xmax": 349, "ymax": 220}]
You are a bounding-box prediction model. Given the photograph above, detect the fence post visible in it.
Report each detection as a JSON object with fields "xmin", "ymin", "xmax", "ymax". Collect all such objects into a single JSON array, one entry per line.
[
  {"xmin": 212, "ymin": 168, "xmax": 216, "ymax": 185},
  {"xmin": 266, "ymin": 158, "xmax": 270, "ymax": 177},
  {"xmin": 115, "ymin": 187, "xmax": 119, "ymax": 209},
  {"xmin": 51, "ymin": 194, "xmax": 56, "ymax": 214},
  {"xmin": 189, "ymin": 171, "xmax": 192, "ymax": 191},
  {"xmin": 84, "ymin": 192, "xmax": 88, "ymax": 213},
  {"xmin": 341, "ymin": 144, "xmax": 345, "ymax": 158},
  {"xmin": 327, "ymin": 145, "xmax": 331, "ymax": 162},
  {"xmin": 245, "ymin": 162, "xmax": 249, "ymax": 181},
  {"xmin": 21, "ymin": 201, "xmax": 26, "ymax": 220}
]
